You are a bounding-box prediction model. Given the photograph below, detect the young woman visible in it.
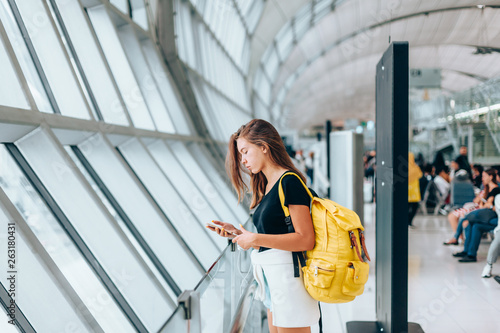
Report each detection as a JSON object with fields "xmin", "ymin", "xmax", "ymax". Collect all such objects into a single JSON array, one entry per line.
[
  {"xmin": 207, "ymin": 119, "xmax": 319, "ymax": 333},
  {"xmin": 453, "ymin": 169, "xmax": 499, "ymax": 262},
  {"xmin": 444, "ymin": 168, "xmax": 498, "ymax": 245}
]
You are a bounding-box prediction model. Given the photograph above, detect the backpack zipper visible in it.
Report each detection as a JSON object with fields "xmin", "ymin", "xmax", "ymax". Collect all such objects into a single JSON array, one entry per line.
[{"xmin": 314, "ymin": 265, "xmax": 335, "ymax": 276}]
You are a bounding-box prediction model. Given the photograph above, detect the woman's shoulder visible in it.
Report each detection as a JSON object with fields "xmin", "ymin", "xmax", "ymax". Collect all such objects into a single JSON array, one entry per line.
[
  {"xmin": 281, "ymin": 171, "xmax": 304, "ymax": 184},
  {"xmin": 281, "ymin": 172, "xmax": 310, "ymax": 194}
]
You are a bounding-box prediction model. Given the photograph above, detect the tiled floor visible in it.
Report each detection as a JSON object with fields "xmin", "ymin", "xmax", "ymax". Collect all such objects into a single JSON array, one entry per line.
[{"xmin": 319, "ymin": 204, "xmax": 500, "ymax": 333}]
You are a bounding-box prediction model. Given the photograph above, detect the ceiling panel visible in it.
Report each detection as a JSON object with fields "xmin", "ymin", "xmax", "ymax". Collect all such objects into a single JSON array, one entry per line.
[
  {"xmin": 248, "ymin": 1, "xmax": 500, "ymax": 129},
  {"xmin": 279, "ymin": 43, "xmax": 500, "ymax": 129}
]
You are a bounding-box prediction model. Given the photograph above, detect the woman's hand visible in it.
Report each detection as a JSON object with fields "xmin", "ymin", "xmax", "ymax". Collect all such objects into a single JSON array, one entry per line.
[
  {"xmin": 206, "ymin": 220, "xmax": 241, "ymax": 238},
  {"xmin": 232, "ymin": 225, "xmax": 258, "ymax": 250}
]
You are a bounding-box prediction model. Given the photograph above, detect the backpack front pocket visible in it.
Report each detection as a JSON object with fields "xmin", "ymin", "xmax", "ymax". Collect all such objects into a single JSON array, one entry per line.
[
  {"xmin": 303, "ymin": 259, "xmax": 336, "ymax": 290},
  {"xmin": 342, "ymin": 261, "xmax": 369, "ymax": 296}
]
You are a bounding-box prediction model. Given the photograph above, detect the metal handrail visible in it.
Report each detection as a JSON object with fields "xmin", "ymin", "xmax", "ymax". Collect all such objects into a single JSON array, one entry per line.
[
  {"xmin": 228, "ymin": 280, "xmax": 258, "ymax": 333},
  {"xmin": 161, "ymin": 216, "xmax": 253, "ymax": 329},
  {"xmin": 194, "ymin": 242, "xmax": 233, "ymax": 291},
  {"xmin": 194, "ymin": 216, "xmax": 252, "ymax": 291}
]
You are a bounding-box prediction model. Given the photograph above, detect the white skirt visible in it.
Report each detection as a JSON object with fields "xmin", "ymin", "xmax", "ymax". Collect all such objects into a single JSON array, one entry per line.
[{"xmin": 251, "ymin": 249, "xmax": 320, "ymax": 328}]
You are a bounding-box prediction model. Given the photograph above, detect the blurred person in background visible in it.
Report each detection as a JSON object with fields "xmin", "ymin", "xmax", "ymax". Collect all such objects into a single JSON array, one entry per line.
[
  {"xmin": 305, "ymin": 151, "xmax": 314, "ymax": 187},
  {"xmin": 482, "ymin": 196, "xmax": 500, "ymax": 278},
  {"xmin": 434, "ymin": 165, "xmax": 451, "ymax": 200},
  {"xmin": 408, "ymin": 153, "xmax": 423, "ymax": 228},
  {"xmin": 472, "ymin": 164, "xmax": 484, "ymax": 189},
  {"xmin": 456, "ymin": 145, "xmax": 472, "ymax": 180}
]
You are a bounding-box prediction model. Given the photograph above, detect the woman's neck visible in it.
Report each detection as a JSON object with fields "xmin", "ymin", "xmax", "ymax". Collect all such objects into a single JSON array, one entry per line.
[{"xmin": 262, "ymin": 165, "xmax": 288, "ymax": 189}]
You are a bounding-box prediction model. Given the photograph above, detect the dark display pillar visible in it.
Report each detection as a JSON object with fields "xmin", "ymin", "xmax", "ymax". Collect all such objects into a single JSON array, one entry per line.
[{"xmin": 346, "ymin": 42, "xmax": 423, "ymax": 333}]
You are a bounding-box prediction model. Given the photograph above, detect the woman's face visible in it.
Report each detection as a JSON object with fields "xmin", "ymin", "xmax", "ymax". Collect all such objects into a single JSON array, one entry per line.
[
  {"xmin": 237, "ymin": 137, "xmax": 268, "ymax": 174},
  {"xmin": 482, "ymin": 171, "xmax": 493, "ymax": 185}
]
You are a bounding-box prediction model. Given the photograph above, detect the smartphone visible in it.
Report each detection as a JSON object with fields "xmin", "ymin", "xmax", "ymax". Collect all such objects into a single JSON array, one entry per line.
[
  {"xmin": 206, "ymin": 222, "xmax": 219, "ymax": 229},
  {"xmin": 206, "ymin": 223, "xmax": 238, "ymax": 236}
]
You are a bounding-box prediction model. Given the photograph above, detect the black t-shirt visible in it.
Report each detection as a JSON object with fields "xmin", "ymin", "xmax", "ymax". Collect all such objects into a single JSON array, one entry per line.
[
  {"xmin": 252, "ymin": 171, "xmax": 311, "ymax": 252},
  {"xmin": 486, "ymin": 187, "xmax": 500, "ymax": 200}
]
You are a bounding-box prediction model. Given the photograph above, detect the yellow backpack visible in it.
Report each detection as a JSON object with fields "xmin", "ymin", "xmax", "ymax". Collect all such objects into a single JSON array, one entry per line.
[{"xmin": 278, "ymin": 172, "xmax": 371, "ymax": 303}]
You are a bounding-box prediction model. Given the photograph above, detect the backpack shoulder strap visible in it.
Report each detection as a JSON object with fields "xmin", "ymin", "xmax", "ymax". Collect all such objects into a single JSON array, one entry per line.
[
  {"xmin": 278, "ymin": 172, "xmax": 311, "ymax": 278},
  {"xmin": 278, "ymin": 172, "xmax": 313, "ymax": 218}
]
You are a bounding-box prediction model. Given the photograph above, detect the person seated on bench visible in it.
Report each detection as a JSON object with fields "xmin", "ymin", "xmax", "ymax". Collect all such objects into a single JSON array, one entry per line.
[
  {"xmin": 453, "ymin": 209, "xmax": 498, "ymax": 263},
  {"xmin": 482, "ymin": 196, "xmax": 500, "ymax": 277},
  {"xmin": 444, "ymin": 197, "xmax": 483, "ymax": 246},
  {"xmin": 453, "ymin": 181, "xmax": 499, "ymax": 263},
  {"xmin": 443, "ymin": 169, "xmax": 496, "ymax": 245}
]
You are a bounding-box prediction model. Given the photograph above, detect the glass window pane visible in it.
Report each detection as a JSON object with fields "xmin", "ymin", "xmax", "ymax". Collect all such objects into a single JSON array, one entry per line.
[
  {"xmin": 167, "ymin": 140, "xmax": 238, "ymax": 224},
  {"xmin": 253, "ymin": 94, "xmax": 271, "ymax": 122},
  {"xmin": 191, "ymin": 22, "xmax": 250, "ymax": 111},
  {"xmin": 45, "ymin": 2, "xmax": 99, "ymax": 120},
  {"xmin": 0, "ymin": 1, "xmax": 52, "ymax": 112},
  {"xmin": 141, "ymin": 39, "xmax": 193, "ymax": 135},
  {"xmin": 314, "ymin": 0, "xmax": 332, "ymax": 23},
  {"xmin": 187, "ymin": 143, "xmax": 249, "ymax": 222},
  {"xmin": 131, "ymin": 0, "xmax": 148, "ymax": 30},
  {"xmin": 87, "ymin": 5, "xmax": 155, "ymax": 130},
  {"xmin": 0, "ymin": 33, "xmax": 29, "ymax": 109},
  {"xmin": 79, "ymin": 134, "xmax": 205, "ymax": 288},
  {"xmin": 189, "ymin": 80, "xmax": 223, "ymax": 142},
  {"xmin": 265, "ymin": 48, "xmax": 280, "ymax": 81},
  {"xmin": 253, "ymin": 66, "xmax": 263, "ymax": 91},
  {"xmin": 120, "ymin": 138, "xmax": 222, "ymax": 266},
  {"xmin": 276, "ymin": 22, "xmax": 294, "ymax": 61},
  {"xmin": 0, "ymin": 145, "xmax": 134, "ymax": 332},
  {"xmin": 189, "ymin": 76, "xmax": 251, "ymax": 142},
  {"xmin": 116, "ymin": 24, "xmax": 175, "ymax": 133},
  {"xmin": 110, "ymin": 0, "xmax": 129, "ymax": 14},
  {"xmin": 15, "ymin": 128, "xmax": 173, "ymax": 332},
  {"xmin": 196, "ymin": 0, "xmax": 247, "ymax": 70},
  {"xmin": 256, "ymin": 71, "xmax": 271, "ymax": 105},
  {"xmin": 236, "ymin": 0, "xmax": 253, "ymax": 15},
  {"xmin": 15, "ymin": 0, "xmax": 91, "ymax": 119},
  {"xmin": 272, "ymin": 103, "xmax": 281, "ymax": 121},
  {"xmin": 294, "ymin": 5, "xmax": 313, "ymax": 40},
  {"xmin": 315, "ymin": 0, "xmax": 332, "ymax": 14},
  {"xmin": 174, "ymin": 0, "xmax": 196, "ymax": 68},
  {"xmin": 64, "ymin": 146, "xmax": 175, "ymax": 299},
  {"xmin": 0, "ymin": 312, "xmax": 18, "ymax": 333},
  {"xmin": 52, "ymin": 0, "xmax": 129, "ymax": 126},
  {"xmin": 144, "ymin": 138, "xmax": 226, "ymax": 237},
  {"xmin": 241, "ymin": 36, "xmax": 250, "ymax": 72},
  {"xmin": 0, "ymin": 205, "xmax": 91, "ymax": 332},
  {"xmin": 246, "ymin": 0, "xmax": 264, "ymax": 33}
]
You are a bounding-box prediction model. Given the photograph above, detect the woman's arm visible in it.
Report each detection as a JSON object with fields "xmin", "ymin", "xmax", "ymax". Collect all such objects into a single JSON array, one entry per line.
[
  {"xmin": 479, "ymin": 198, "xmax": 486, "ymax": 208},
  {"xmin": 485, "ymin": 195, "xmax": 496, "ymax": 209},
  {"xmin": 232, "ymin": 205, "xmax": 315, "ymax": 251}
]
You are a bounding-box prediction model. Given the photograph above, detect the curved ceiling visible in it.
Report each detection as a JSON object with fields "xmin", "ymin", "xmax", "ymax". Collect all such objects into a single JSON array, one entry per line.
[{"xmin": 250, "ymin": 0, "xmax": 500, "ymax": 130}]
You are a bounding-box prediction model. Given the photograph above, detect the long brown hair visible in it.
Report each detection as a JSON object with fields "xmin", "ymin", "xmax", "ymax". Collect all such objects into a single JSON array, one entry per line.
[
  {"xmin": 226, "ymin": 119, "xmax": 306, "ymax": 209},
  {"xmin": 483, "ymin": 168, "xmax": 498, "ymax": 198}
]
